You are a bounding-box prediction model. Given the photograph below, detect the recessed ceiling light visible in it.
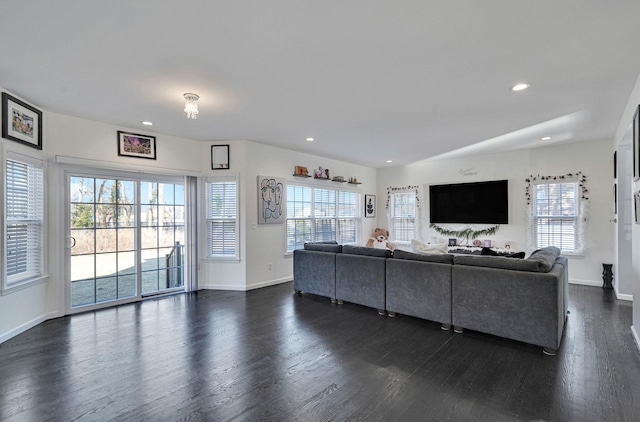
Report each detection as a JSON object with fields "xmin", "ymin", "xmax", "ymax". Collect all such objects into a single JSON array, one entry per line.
[
  {"xmin": 141, "ymin": 121, "xmax": 153, "ymax": 126},
  {"xmin": 386, "ymin": 160, "xmax": 393, "ymax": 163},
  {"xmin": 511, "ymin": 83, "xmax": 531, "ymax": 91},
  {"xmin": 306, "ymin": 137, "xmax": 314, "ymax": 142},
  {"xmin": 540, "ymin": 136, "xmax": 552, "ymax": 141}
]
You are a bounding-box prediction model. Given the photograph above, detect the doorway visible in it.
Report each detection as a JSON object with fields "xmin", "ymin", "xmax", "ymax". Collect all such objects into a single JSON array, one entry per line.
[{"xmin": 68, "ymin": 173, "xmax": 186, "ymax": 310}]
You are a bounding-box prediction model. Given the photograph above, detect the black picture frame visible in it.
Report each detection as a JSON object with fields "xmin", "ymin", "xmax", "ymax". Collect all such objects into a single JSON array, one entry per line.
[
  {"xmin": 635, "ymin": 191, "xmax": 640, "ymax": 224},
  {"xmin": 364, "ymin": 194, "xmax": 376, "ymax": 218},
  {"xmin": 614, "ymin": 150, "xmax": 617, "ymax": 179},
  {"xmin": 634, "ymin": 106, "xmax": 640, "ymax": 180},
  {"xmin": 1, "ymin": 92, "xmax": 43, "ymax": 150},
  {"xmin": 614, "ymin": 183, "xmax": 617, "ymax": 215},
  {"xmin": 117, "ymin": 131, "xmax": 157, "ymax": 160},
  {"xmin": 211, "ymin": 145, "xmax": 230, "ymax": 170}
]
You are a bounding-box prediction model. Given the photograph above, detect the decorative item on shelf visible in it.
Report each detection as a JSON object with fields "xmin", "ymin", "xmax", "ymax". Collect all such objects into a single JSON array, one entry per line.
[
  {"xmin": 483, "ymin": 239, "xmax": 492, "ymax": 248},
  {"xmin": 472, "ymin": 239, "xmax": 482, "ymax": 247},
  {"xmin": 348, "ymin": 176, "xmax": 361, "ymax": 184},
  {"xmin": 293, "ymin": 165, "xmax": 310, "ymax": 177},
  {"xmin": 314, "ymin": 166, "xmax": 327, "ymax": 179},
  {"xmin": 430, "ymin": 223, "xmax": 500, "ymax": 246},
  {"xmin": 448, "ymin": 238, "xmax": 457, "ymax": 247},
  {"xmin": 504, "ymin": 240, "xmax": 511, "ymax": 249},
  {"xmin": 324, "ymin": 169, "xmax": 330, "ymax": 179},
  {"xmin": 332, "ymin": 176, "xmax": 346, "ymax": 182}
]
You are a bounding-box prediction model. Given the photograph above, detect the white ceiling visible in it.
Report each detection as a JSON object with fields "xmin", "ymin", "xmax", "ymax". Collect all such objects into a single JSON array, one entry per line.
[{"xmin": 2, "ymin": 1, "xmax": 640, "ymax": 168}]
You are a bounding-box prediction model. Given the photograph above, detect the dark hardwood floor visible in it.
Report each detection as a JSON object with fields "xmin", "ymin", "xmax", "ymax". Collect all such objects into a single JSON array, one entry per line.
[{"xmin": 1, "ymin": 283, "xmax": 639, "ymax": 422}]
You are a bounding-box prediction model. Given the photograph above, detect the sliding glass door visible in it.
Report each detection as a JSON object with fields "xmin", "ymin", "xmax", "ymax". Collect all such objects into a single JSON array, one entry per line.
[{"xmin": 69, "ymin": 173, "xmax": 185, "ymax": 310}]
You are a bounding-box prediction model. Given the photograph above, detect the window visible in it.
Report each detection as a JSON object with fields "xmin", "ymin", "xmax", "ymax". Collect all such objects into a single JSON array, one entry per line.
[
  {"xmin": 205, "ymin": 177, "xmax": 238, "ymax": 258},
  {"xmin": 533, "ymin": 180, "xmax": 580, "ymax": 253},
  {"xmin": 4, "ymin": 154, "xmax": 45, "ymax": 289},
  {"xmin": 286, "ymin": 184, "xmax": 360, "ymax": 252},
  {"xmin": 390, "ymin": 192, "xmax": 416, "ymax": 242}
]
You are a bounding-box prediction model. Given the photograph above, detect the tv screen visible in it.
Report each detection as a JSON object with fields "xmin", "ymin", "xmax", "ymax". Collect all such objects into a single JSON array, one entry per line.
[{"xmin": 429, "ymin": 180, "xmax": 508, "ymax": 224}]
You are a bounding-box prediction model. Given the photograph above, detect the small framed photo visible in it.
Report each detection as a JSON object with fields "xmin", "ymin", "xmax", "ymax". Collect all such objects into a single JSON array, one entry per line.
[
  {"xmin": 448, "ymin": 238, "xmax": 457, "ymax": 247},
  {"xmin": 364, "ymin": 194, "xmax": 376, "ymax": 218},
  {"xmin": 483, "ymin": 240, "xmax": 492, "ymax": 248},
  {"xmin": 117, "ymin": 131, "xmax": 156, "ymax": 160},
  {"xmin": 634, "ymin": 106, "xmax": 640, "ymax": 180},
  {"xmin": 211, "ymin": 145, "xmax": 230, "ymax": 169},
  {"xmin": 2, "ymin": 92, "xmax": 43, "ymax": 150}
]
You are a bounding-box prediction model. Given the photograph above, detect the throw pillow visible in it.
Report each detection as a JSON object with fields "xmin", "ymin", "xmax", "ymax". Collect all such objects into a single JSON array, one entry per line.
[{"xmin": 411, "ymin": 239, "xmax": 448, "ymax": 255}]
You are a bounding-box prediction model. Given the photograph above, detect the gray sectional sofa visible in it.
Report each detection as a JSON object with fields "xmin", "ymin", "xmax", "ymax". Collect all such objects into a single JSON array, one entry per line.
[{"xmin": 293, "ymin": 242, "xmax": 568, "ymax": 355}]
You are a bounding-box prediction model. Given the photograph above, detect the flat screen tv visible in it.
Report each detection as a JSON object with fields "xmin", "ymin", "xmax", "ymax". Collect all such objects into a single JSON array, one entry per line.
[{"xmin": 429, "ymin": 180, "xmax": 508, "ymax": 224}]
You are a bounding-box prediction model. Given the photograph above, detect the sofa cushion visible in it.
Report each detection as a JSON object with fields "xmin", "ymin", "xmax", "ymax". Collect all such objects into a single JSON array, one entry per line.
[
  {"xmin": 304, "ymin": 242, "xmax": 342, "ymax": 253},
  {"xmin": 453, "ymin": 254, "xmax": 556, "ymax": 272},
  {"xmin": 342, "ymin": 244, "xmax": 392, "ymax": 258},
  {"xmin": 392, "ymin": 249, "xmax": 454, "ymax": 264},
  {"xmin": 411, "ymin": 239, "xmax": 449, "ymax": 255},
  {"xmin": 527, "ymin": 246, "xmax": 561, "ymax": 272}
]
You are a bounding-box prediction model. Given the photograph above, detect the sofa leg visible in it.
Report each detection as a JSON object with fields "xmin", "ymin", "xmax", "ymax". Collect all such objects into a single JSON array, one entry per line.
[
  {"xmin": 453, "ymin": 326, "xmax": 464, "ymax": 334},
  {"xmin": 441, "ymin": 323, "xmax": 451, "ymax": 331},
  {"xmin": 337, "ymin": 300, "xmax": 344, "ymax": 305},
  {"xmin": 387, "ymin": 311, "xmax": 396, "ymax": 318},
  {"xmin": 377, "ymin": 309, "xmax": 385, "ymax": 316},
  {"xmin": 294, "ymin": 289, "xmax": 302, "ymax": 295},
  {"xmin": 542, "ymin": 347, "xmax": 557, "ymax": 356},
  {"xmin": 330, "ymin": 298, "xmax": 336, "ymax": 304}
]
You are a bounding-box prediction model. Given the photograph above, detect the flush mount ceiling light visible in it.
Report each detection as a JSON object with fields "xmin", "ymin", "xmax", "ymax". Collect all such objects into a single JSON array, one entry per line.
[
  {"xmin": 183, "ymin": 93, "xmax": 199, "ymax": 119},
  {"xmin": 540, "ymin": 136, "xmax": 552, "ymax": 141},
  {"xmin": 511, "ymin": 83, "xmax": 531, "ymax": 91},
  {"xmin": 141, "ymin": 121, "xmax": 153, "ymax": 126},
  {"xmin": 306, "ymin": 137, "xmax": 314, "ymax": 142},
  {"xmin": 386, "ymin": 160, "xmax": 393, "ymax": 163}
]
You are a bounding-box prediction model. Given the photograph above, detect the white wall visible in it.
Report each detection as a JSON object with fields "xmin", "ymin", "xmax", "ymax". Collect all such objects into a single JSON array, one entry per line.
[
  {"xmin": 377, "ymin": 139, "xmax": 615, "ymax": 286},
  {"xmin": 0, "ymin": 100, "xmax": 204, "ymax": 343},
  {"xmin": 613, "ymin": 71, "xmax": 640, "ymax": 349},
  {"xmin": 200, "ymin": 140, "xmax": 378, "ymax": 291}
]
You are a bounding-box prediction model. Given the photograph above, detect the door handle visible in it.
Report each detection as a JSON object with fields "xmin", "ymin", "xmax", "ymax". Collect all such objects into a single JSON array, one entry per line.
[{"xmin": 68, "ymin": 237, "xmax": 76, "ymax": 248}]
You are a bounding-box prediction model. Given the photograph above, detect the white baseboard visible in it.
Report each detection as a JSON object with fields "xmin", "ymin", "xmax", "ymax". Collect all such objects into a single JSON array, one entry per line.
[
  {"xmin": 616, "ymin": 292, "xmax": 633, "ymax": 301},
  {"xmin": 632, "ymin": 326, "xmax": 640, "ymax": 356},
  {"xmin": 569, "ymin": 278, "xmax": 601, "ymax": 287},
  {"xmin": 200, "ymin": 277, "xmax": 293, "ymax": 292},
  {"xmin": 246, "ymin": 277, "xmax": 292, "ymax": 291},
  {"xmin": 0, "ymin": 312, "xmax": 58, "ymax": 345}
]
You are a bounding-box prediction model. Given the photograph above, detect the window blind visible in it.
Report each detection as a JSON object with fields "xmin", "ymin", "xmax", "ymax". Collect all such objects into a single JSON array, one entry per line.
[
  {"xmin": 206, "ymin": 179, "xmax": 238, "ymax": 257},
  {"xmin": 5, "ymin": 158, "xmax": 44, "ymax": 285}
]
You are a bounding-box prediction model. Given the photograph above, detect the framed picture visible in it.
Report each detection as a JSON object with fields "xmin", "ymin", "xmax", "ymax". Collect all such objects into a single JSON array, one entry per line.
[
  {"xmin": 211, "ymin": 144, "xmax": 230, "ymax": 169},
  {"xmin": 364, "ymin": 194, "xmax": 376, "ymax": 218},
  {"xmin": 635, "ymin": 191, "xmax": 640, "ymax": 224},
  {"xmin": 634, "ymin": 106, "xmax": 640, "ymax": 180},
  {"xmin": 2, "ymin": 92, "xmax": 43, "ymax": 150},
  {"xmin": 258, "ymin": 175, "xmax": 285, "ymax": 224},
  {"xmin": 613, "ymin": 151, "xmax": 617, "ymax": 179},
  {"xmin": 614, "ymin": 183, "xmax": 617, "ymax": 215},
  {"xmin": 117, "ymin": 131, "xmax": 156, "ymax": 160}
]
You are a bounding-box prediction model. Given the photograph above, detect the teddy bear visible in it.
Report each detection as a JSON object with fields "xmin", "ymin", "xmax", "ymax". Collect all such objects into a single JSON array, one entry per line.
[{"xmin": 366, "ymin": 228, "xmax": 394, "ymax": 250}]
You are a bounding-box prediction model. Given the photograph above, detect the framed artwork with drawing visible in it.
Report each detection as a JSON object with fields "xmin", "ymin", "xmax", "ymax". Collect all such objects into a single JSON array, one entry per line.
[
  {"xmin": 364, "ymin": 194, "xmax": 376, "ymax": 218},
  {"xmin": 117, "ymin": 131, "xmax": 156, "ymax": 160},
  {"xmin": 258, "ymin": 175, "xmax": 285, "ymax": 224}
]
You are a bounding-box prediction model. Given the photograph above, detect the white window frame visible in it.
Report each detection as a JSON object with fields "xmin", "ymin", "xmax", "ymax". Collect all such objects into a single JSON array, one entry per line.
[
  {"xmin": 389, "ymin": 191, "xmax": 416, "ymax": 242},
  {"xmin": 531, "ymin": 178, "xmax": 582, "ymax": 254},
  {"xmin": 205, "ymin": 176, "xmax": 239, "ymax": 260},
  {"xmin": 2, "ymin": 150, "xmax": 48, "ymax": 294},
  {"xmin": 285, "ymin": 182, "xmax": 361, "ymax": 253}
]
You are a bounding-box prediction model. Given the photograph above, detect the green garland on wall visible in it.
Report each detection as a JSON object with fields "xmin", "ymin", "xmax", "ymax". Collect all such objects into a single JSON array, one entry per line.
[{"xmin": 429, "ymin": 223, "xmax": 500, "ymax": 245}]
